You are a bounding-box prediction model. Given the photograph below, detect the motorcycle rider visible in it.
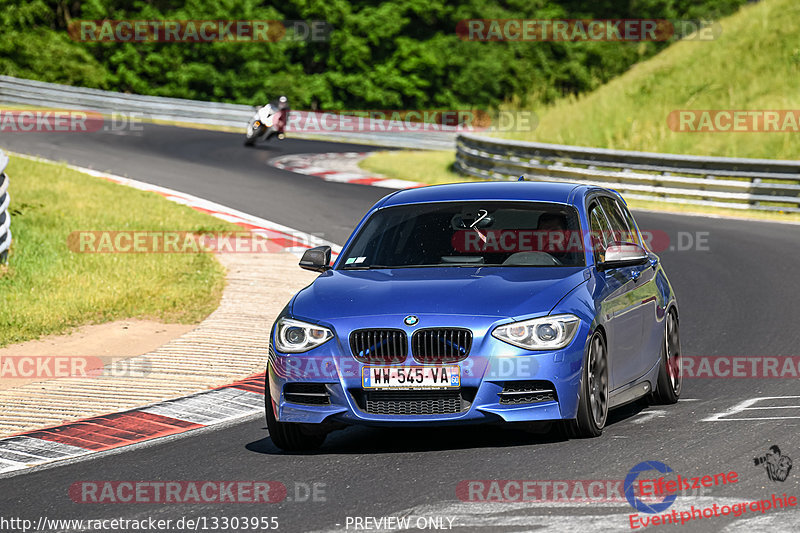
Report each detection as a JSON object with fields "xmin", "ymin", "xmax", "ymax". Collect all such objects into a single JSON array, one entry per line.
[
  {"xmin": 272, "ymin": 95, "xmax": 289, "ymax": 111},
  {"xmin": 267, "ymin": 96, "xmax": 289, "ymax": 138},
  {"xmin": 245, "ymin": 95, "xmax": 290, "ymax": 145}
]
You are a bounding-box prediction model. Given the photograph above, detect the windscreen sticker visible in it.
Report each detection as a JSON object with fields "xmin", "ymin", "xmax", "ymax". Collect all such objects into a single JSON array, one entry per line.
[
  {"xmin": 345, "ymin": 257, "xmax": 367, "ymax": 264},
  {"xmin": 355, "ymin": 256, "xmax": 366, "ymax": 263}
]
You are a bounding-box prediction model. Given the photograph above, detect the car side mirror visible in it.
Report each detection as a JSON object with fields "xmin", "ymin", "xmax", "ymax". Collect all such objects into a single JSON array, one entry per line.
[
  {"xmin": 598, "ymin": 242, "xmax": 649, "ymax": 271},
  {"xmin": 299, "ymin": 246, "xmax": 332, "ymax": 272}
]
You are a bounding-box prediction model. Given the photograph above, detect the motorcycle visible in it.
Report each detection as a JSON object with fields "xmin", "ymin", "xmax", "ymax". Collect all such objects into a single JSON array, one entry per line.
[{"xmin": 244, "ymin": 103, "xmax": 287, "ymax": 146}]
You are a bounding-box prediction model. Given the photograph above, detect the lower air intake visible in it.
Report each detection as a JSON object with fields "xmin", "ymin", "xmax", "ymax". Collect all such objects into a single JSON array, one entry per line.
[
  {"xmin": 284, "ymin": 383, "xmax": 331, "ymax": 405},
  {"xmin": 361, "ymin": 389, "xmax": 469, "ymax": 415},
  {"xmin": 498, "ymin": 380, "xmax": 557, "ymax": 405}
]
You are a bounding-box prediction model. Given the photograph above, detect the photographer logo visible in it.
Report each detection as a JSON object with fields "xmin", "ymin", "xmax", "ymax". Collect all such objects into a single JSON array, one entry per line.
[{"xmin": 754, "ymin": 445, "xmax": 792, "ymax": 482}]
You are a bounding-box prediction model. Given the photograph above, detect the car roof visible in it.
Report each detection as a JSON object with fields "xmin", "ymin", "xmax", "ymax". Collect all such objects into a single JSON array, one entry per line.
[{"xmin": 378, "ymin": 180, "xmax": 602, "ymax": 208}]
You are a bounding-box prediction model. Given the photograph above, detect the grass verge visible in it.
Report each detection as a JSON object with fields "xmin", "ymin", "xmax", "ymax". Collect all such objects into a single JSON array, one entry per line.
[
  {"xmin": 359, "ymin": 150, "xmax": 800, "ymax": 223},
  {"xmin": 358, "ymin": 150, "xmax": 481, "ymax": 185},
  {"xmin": 0, "ymin": 155, "xmax": 241, "ymax": 347}
]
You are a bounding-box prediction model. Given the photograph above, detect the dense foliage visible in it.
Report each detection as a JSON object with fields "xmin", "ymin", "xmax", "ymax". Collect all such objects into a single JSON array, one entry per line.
[{"xmin": 0, "ymin": 0, "xmax": 748, "ymax": 110}]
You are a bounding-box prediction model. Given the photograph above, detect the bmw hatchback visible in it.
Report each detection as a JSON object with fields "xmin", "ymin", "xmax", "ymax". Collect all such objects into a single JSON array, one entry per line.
[{"xmin": 265, "ymin": 181, "xmax": 681, "ymax": 450}]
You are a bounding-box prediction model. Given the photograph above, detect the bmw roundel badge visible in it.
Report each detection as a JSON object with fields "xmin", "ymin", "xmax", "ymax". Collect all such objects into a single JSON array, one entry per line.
[{"xmin": 404, "ymin": 315, "xmax": 419, "ymax": 326}]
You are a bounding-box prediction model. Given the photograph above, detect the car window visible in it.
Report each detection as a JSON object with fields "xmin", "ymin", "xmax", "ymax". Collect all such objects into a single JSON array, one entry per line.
[
  {"xmin": 613, "ymin": 198, "xmax": 643, "ymax": 247},
  {"xmin": 588, "ymin": 201, "xmax": 614, "ymax": 263},
  {"xmin": 339, "ymin": 201, "xmax": 586, "ymax": 268},
  {"xmin": 598, "ymin": 196, "xmax": 638, "ymax": 246}
]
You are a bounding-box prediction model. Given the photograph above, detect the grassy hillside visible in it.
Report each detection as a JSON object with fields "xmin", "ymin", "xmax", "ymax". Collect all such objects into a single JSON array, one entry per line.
[
  {"xmin": 361, "ymin": 0, "xmax": 800, "ymax": 221},
  {"xmin": 503, "ymin": 0, "xmax": 800, "ymax": 159}
]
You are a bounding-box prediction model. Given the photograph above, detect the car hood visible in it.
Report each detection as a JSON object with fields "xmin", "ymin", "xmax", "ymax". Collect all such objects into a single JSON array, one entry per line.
[{"xmin": 291, "ymin": 267, "xmax": 588, "ymax": 320}]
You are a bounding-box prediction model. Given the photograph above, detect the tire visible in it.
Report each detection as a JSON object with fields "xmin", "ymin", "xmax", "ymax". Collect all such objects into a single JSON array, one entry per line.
[
  {"xmin": 244, "ymin": 123, "xmax": 266, "ymax": 146},
  {"xmin": 564, "ymin": 331, "xmax": 608, "ymax": 438},
  {"xmin": 652, "ymin": 309, "xmax": 681, "ymax": 404},
  {"xmin": 265, "ymin": 387, "xmax": 327, "ymax": 451}
]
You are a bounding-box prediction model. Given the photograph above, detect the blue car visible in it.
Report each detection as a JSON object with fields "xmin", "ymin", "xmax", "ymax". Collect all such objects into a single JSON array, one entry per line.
[{"xmin": 265, "ymin": 181, "xmax": 681, "ymax": 450}]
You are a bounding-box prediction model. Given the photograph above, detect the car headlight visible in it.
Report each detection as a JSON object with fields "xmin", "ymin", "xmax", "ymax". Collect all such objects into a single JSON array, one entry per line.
[
  {"xmin": 274, "ymin": 318, "xmax": 334, "ymax": 353},
  {"xmin": 492, "ymin": 314, "xmax": 580, "ymax": 350}
]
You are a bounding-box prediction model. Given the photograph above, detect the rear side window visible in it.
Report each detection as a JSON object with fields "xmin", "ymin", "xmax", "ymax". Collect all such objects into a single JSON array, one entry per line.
[
  {"xmin": 598, "ymin": 196, "xmax": 640, "ymax": 246},
  {"xmin": 615, "ymin": 199, "xmax": 644, "ymax": 249},
  {"xmin": 588, "ymin": 201, "xmax": 614, "ymax": 263}
]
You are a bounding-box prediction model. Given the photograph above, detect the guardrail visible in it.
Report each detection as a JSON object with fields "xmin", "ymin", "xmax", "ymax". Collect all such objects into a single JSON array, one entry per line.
[
  {"xmin": 455, "ymin": 133, "xmax": 800, "ymax": 213},
  {"xmin": 0, "ymin": 76, "xmax": 455, "ymax": 150},
  {"xmin": 0, "ymin": 150, "xmax": 10, "ymax": 263}
]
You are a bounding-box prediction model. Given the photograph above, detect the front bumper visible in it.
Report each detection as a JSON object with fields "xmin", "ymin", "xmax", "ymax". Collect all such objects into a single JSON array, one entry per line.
[{"xmin": 267, "ymin": 316, "xmax": 591, "ymax": 427}]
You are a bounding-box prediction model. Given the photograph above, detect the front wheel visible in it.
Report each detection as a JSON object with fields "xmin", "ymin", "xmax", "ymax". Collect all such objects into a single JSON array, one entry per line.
[
  {"xmin": 244, "ymin": 122, "xmax": 266, "ymax": 146},
  {"xmin": 265, "ymin": 389, "xmax": 327, "ymax": 451},
  {"xmin": 652, "ymin": 309, "xmax": 681, "ymax": 404},
  {"xmin": 564, "ymin": 331, "xmax": 608, "ymax": 438}
]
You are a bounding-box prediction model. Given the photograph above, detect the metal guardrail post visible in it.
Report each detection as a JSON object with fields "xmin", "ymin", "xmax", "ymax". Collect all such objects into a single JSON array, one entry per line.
[{"xmin": 0, "ymin": 150, "xmax": 10, "ymax": 264}]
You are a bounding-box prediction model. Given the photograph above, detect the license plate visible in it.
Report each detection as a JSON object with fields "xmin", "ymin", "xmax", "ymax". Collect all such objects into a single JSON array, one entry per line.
[{"xmin": 362, "ymin": 366, "xmax": 460, "ymax": 389}]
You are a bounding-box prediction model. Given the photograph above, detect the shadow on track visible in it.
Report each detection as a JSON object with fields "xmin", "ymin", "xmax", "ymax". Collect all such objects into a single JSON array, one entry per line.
[
  {"xmin": 243, "ymin": 141, "xmax": 290, "ymax": 153},
  {"xmin": 245, "ymin": 399, "xmax": 650, "ymax": 456}
]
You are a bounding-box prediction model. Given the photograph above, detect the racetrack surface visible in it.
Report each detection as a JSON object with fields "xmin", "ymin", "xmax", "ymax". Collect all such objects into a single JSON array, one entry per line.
[{"xmin": 1, "ymin": 124, "xmax": 799, "ymax": 532}]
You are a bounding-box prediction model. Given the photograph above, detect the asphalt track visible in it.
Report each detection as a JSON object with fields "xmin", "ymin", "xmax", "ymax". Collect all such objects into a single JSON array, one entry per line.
[{"xmin": 1, "ymin": 123, "xmax": 800, "ymax": 532}]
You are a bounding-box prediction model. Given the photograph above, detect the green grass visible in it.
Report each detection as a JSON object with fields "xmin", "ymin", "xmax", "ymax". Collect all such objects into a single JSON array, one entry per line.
[
  {"xmin": 0, "ymin": 155, "xmax": 241, "ymax": 347},
  {"xmin": 500, "ymin": 0, "xmax": 800, "ymax": 160},
  {"xmin": 359, "ymin": 150, "xmax": 800, "ymax": 223},
  {"xmin": 359, "ymin": 150, "xmax": 481, "ymax": 185}
]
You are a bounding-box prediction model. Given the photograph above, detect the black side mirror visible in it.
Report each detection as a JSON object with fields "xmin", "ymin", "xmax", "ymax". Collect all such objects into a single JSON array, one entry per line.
[
  {"xmin": 299, "ymin": 246, "xmax": 332, "ymax": 272},
  {"xmin": 598, "ymin": 242, "xmax": 649, "ymax": 271}
]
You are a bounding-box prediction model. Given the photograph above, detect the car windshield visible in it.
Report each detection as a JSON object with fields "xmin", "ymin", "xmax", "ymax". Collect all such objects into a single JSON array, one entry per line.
[{"xmin": 339, "ymin": 201, "xmax": 585, "ymax": 269}]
